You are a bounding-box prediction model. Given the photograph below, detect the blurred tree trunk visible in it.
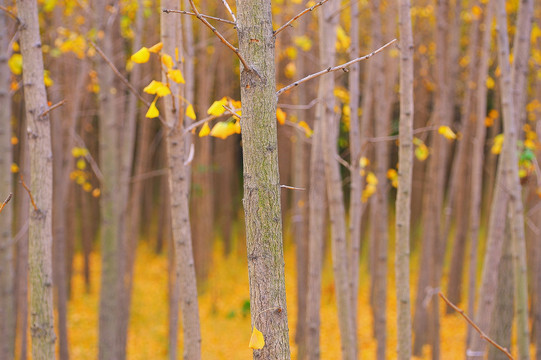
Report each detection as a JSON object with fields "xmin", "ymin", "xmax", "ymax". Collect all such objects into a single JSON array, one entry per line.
[
  {"xmin": 396, "ymin": 0, "xmax": 414, "ymax": 357},
  {"xmin": 412, "ymin": 0, "xmax": 454, "ymax": 357},
  {"xmin": 0, "ymin": 4, "xmax": 15, "ymax": 358},
  {"xmin": 318, "ymin": 5, "xmax": 356, "ymax": 359},
  {"xmin": 535, "ymin": 73, "xmax": 541, "ymax": 360},
  {"xmin": 347, "ymin": 0, "xmax": 361, "ymax": 337},
  {"xmin": 495, "ymin": 0, "xmax": 532, "ymax": 356},
  {"xmin": 236, "ymin": 0, "xmax": 291, "ymax": 356},
  {"xmin": 161, "ymin": 3, "xmax": 201, "ymax": 358},
  {"xmin": 466, "ymin": 0, "xmax": 492, "ymax": 347},
  {"xmin": 487, "ymin": 227, "xmax": 514, "ymax": 360},
  {"xmin": 17, "ymin": 0, "xmax": 57, "ymax": 355},
  {"xmin": 94, "ymin": 0, "xmax": 123, "ymax": 357}
]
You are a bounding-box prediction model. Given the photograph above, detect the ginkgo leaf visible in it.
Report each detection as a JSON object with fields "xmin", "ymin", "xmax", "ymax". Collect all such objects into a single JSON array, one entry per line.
[
  {"xmin": 11, "ymin": 163, "xmax": 19, "ymax": 173},
  {"xmin": 233, "ymin": 120, "xmax": 241, "ymax": 134},
  {"xmin": 366, "ymin": 172, "xmax": 378, "ymax": 185},
  {"xmin": 148, "ymin": 42, "xmax": 163, "ymax": 53},
  {"xmin": 249, "ymin": 327, "xmax": 265, "ymax": 350},
  {"xmin": 146, "ymin": 100, "xmax": 159, "ymax": 118},
  {"xmin": 186, "ymin": 104, "xmax": 196, "ymax": 120},
  {"xmin": 143, "ymin": 80, "xmax": 170, "ymax": 97},
  {"xmin": 298, "ymin": 121, "xmax": 313, "ymax": 137},
  {"xmin": 76, "ymin": 158, "xmax": 87, "ymax": 170},
  {"xmin": 336, "ymin": 26, "xmax": 351, "ymax": 51},
  {"xmin": 8, "ymin": 54, "xmax": 22, "ymax": 75},
  {"xmin": 168, "ymin": 69, "xmax": 185, "ymax": 84},
  {"xmin": 333, "ymin": 87, "xmax": 349, "ymax": 103},
  {"xmin": 359, "ymin": 157, "xmax": 370, "ymax": 168},
  {"xmin": 491, "ymin": 134, "xmax": 504, "ymax": 154},
  {"xmin": 161, "ymin": 54, "xmax": 174, "ymax": 69},
  {"xmin": 276, "ymin": 108, "xmax": 286, "ymax": 125},
  {"xmin": 210, "ymin": 121, "xmax": 236, "ymax": 139},
  {"xmin": 294, "ymin": 35, "xmax": 312, "ymax": 52},
  {"xmin": 438, "ymin": 125, "xmax": 457, "ymax": 140},
  {"xmin": 207, "ymin": 97, "xmax": 228, "ymax": 116},
  {"xmin": 362, "ymin": 184, "xmax": 376, "ymax": 203},
  {"xmin": 415, "ymin": 143, "xmax": 429, "ymax": 161},
  {"xmin": 199, "ymin": 122, "xmax": 210, "ymax": 137},
  {"xmin": 44, "ymin": 70, "xmax": 54, "ymax": 87},
  {"xmin": 284, "ymin": 62, "xmax": 296, "ymax": 78},
  {"xmin": 131, "ymin": 47, "xmax": 150, "ymax": 63}
]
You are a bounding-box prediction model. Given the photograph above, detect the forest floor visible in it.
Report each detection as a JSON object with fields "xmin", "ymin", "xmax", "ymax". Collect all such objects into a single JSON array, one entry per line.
[{"xmin": 66, "ymin": 237, "xmax": 528, "ymax": 359}]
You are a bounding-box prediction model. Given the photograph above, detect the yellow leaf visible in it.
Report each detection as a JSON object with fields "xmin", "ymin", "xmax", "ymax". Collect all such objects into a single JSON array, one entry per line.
[
  {"xmin": 210, "ymin": 121, "xmax": 236, "ymax": 139},
  {"xmin": 285, "ymin": 46, "xmax": 297, "ymax": 60},
  {"xmin": 524, "ymin": 139, "xmax": 536, "ymax": 150},
  {"xmin": 359, "ymin": 157, "xmax": 369, "ymax": 168},
  {"xmin": 167, "ymin": 69, "xmax": 185, "ymax": 84},
  {"xmin": 298, "ymin": 121, "xmax": 313, "ymax": 138},
  {"xmin": 76, "ymin": 158, "xmax": 87, "ymax": 170},
  {"xmin": 199, "ymin": 122, "xmax": 210, "ymax": 137},
  {"xmin": 249, "ymin": 327, "xmax": 265, "ymax": 350},
  {"xmin": 276, "ymin": 108, "xmax": 286, "ymax": 125},
  {"xmin": 92, "ymin": 188, "xmax": 101, "ymax": 197},
  {"xmin": 284, "ymin": 62, "xmax": 296, "ymax": 78},
  {"xmin": 148, "ymin": 42, "xmax": 163, "ymax": 53},
  {"xmin": 44, "ymin": 70, "xmax": 54, "ymax": 87},
  {"xmin": 186, "ymin": 104, "xmax": 196, "ymax": 120},
  {"xmin": 387, "ymin": 168, "xmax": 397, "ymax": 179},
  {"xmin": 415, "ymin": 143, "xmax": 429, "ymax": 161},
  {"xmin": 161, "ymin": 54, "xmax": 174, "ymax": 69},
  {"xmin": 336, "ymin": 26, "xmax": 351, "ymax": 51},
  {"xmin": 11, "ymin": 163, "xmax": 19, "ymax": 173},
  {"xmin": 146, "ymin": 100, "xmax": 159, "ymax": 118},
  {"xmin": 491, "ymin": 134, "xmax": 504, "ymax": 154},
  {"xmin": 438, "ymin": 125, "xmax": 457, "ymax": 140},
  {"xmin": 362, "ymin": 184, "xmax": 376, "ymax": 203},
  {"xmin": 233, "ymin": 120, "xmax": 241, "ymax": 134},
  {"xmin": 131, "ymin": 47, "xmax": 150, "ymax": 63},
  {"xmin": 366, "ymin": 171, "xmax": 378, "ymax": 185},
  {"xmin": 8, "ymin": 54, "xmax": 22, "ymax": 75},
  {"xmin": 486, "ymin": 76, "xmax": 495, "ymax": 89},
  {"xmin": 11, "ymin": 136, "xmax": 18, "ymax": 145},
  {"xmin": 294, "ymin": 35, "xmax": 312, "ymax": 52},
  {"xmin": 144, "ymin": 80, "xmax": 170, "ymax": 97},
  {"xmin": 207, "ymin": 97, "xmax": 228, "ymax": 116},
  {"xmin": 333, "ymin": 87, "xmax": 349, "ymax": 103},
  {"xmin": 82, "ymin": 182, "xmax": 92, "ymax": 192}
]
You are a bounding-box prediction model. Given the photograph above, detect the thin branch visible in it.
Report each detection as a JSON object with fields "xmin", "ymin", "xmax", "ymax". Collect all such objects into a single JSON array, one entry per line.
[
  {"xmin": 184, "ymin": 143, "xmax": 195, "ymax": 166},
  {"xmin": 162, "ymin": 8, "xmax": 235, "ymax": 25},
  {"xmin": 273, "ymin": 0, "xmax": 329, "ymax": 37},
  {"xmin": 223, "ymin": 104, "xmax": 241, "ymax": 119},
  {"xmin": 365, "ymin": 125, "xmax": 437, "ymax": 144},
  {"xmin": 438, "ymin": 292, "xmax": 514, "ymax": 360},
  {"xmin": 280, "ymin": 185, "xmax": 305, "ymax": 191},
  {"xmin": 39, "ymin": 99, "xmax": 66, "ymax": 119},
  {"xmin": 183, "ymin": 115, "xmax": 217, "ymax": 134},
  {"xmin": 71, "ymin": 133, "xmax": 105, "ymax": 183},
  {"xmin": 278, "ymin": 98, "xmax": 318, "ymax": 110},
  {"xmin": 219, "ymin": 0, "xmax": 236, "ymax": 23},
  {"xmin": 277, "ymin": 39, "xmax": 397, "ymax": 96},
  {"xmin": 90, "ymin": 41, "xmax": 168, "ymax": 127},
  {"xmin": 19, "ymin": 175, "xmax": 37, "ymax": 211},
  {"xmin": 0, "ymin": 218, "xmax": 29, "ymax": 250},
  {"xmin": 0, "ymin": 193, "xmax": 13, "ymax": 215},
  {"xmin": 130, "ymin": 168, "xmax": 169, "ymax": 183},
  {"xmin": 186, "ymin": 0, "xmax": 251, "ymax": 71},
  {"xmin": 0, "ymin": 5, "xmax": 19, "ymax": 22}
]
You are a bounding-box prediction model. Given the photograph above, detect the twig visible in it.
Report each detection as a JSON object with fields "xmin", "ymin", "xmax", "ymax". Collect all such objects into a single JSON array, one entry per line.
[
  {"xmin": 0, "ymin": 218, "xmax": 29, "ymax": 250},
  {"xmin": 438, "ymin": 292, "xmax": 514, "ymax": 360},
  {"xmin": 39, "ymin": 99, "xmax": 66, "ymax": 119},
  {"xmin": 184, "ymin": 143, "xmax": 195, "ymax": 165},
  {"xmin": 183, "ymin": 115, "xmax": 217, "ymax": 134},
  {"xmin": 277, "ymin": 39, "xmax": 397, "ymax": 96},
  {"xmin": 90, "ymin": 41, "xmax": 168, "ymax": 127},
  {"xmin": 162, "ymin": 8, "xmax": 235, "ymax": 25},
  {"xmin": 278, "ymin": 98, "xmax": 318, "ymax": 110},
  {"xmin": 0, "ymin": 5, "xmax": 19, "ymax": 22},
  {"xmin": 71, "ymin": 133, "xmax": 105, "ymax": 183},
  {"xmin": 187, "ymin": 0, "xmax": 250, "ymax": 71},
  {"xmin": 280, "ymin": 185, "xmax": 305, "ymax": 191},
  {"xmin": 223, "ymin": 104, "xmax": 241, "ymax": 120},
  {"xmin": 365, "ymin": 125, "xmax": 437, "ymax": 144},
  {"xmin": 219, "ymin": 0, "xmax": 236, "ymax": 23},
  {"xmin": 130, "ymin": 168, "xmax": 169, "ymax": 183},
  {"xmin": 19, "ymin": 175, "xmax": 37, "ymax": 211},
  {"xmin": 273, "ymin": 0, "xmax": 329, "ymax": 37},
  {"xmin": 0, "ymin": 193, "xmax": 13, "ymax": 215}
]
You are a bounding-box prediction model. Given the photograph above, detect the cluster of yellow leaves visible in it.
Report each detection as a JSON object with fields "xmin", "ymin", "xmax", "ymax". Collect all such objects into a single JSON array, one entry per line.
[
  {"xmin": 362, "ymin": 171, "xmax": 378, "ymax": 203},
  {"xmin": 7, "ymin": 47, "xmax": 53, "ymax": 88},
  {"xmin": 70, "ymin": 147, "xmax": 100, "ymax": 197},
  {"xmin": 413, "ymin": 137, "xmax": 429, "ymax": 161},
  {"xmin": 387, "ymin": 168, "xmax": 398, "ymax": 188},
  {"xmin": 54, "ymin": 27, "xmax": 87, "ymax": 59},
  {"xmin": 335, "ymin": 26, "xmax": 351, "ymax": 52},
  {"xmin": 293, "ymin": 35, "xmax": 312, "ymax": 52},
  {"xmin": 491, "ymin": 133, "xmax": 504, "ymax": 154}
]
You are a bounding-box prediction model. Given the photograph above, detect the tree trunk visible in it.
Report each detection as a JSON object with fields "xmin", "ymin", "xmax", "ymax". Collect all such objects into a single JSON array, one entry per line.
[
  {"xmin": 16, "ymin": 0, "xmax": 57, "ymax": 355},
  {"xmin": 0, "ymin": 4, "xmax": 15, "ymax": 357},
  {"xmin": 396, "ymin": 0, "xmax": 414, "ymax": 357},
  {"xmin": 161, "ymin": 3, "xmax": 202, "ymax": 358},
  {"xmin": 235, "ymin": 0, "xmax": 291, "ymax": 356}
]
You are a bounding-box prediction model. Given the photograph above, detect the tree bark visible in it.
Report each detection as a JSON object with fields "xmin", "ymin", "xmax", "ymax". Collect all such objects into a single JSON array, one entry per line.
[
  {"xmin": 161, "ymin": 2, "xmax": 202, "ymax": 358},
  {"xmin": 235, "ymin": 0, "xmax": 291, "ymax": 357},
  {"xmin": 16, "ymin": 0, "xmax": 57, "ymax": 355},
  {"xmin": 396, "ymin": 0, "xmax": 414, "ymax": 357},
  {"xmin": 0, "ymin": 4, "xmax": 15, "ymax": 358}
]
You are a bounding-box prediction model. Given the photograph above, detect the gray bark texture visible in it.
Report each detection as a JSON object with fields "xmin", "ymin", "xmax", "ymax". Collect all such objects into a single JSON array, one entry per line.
[
  {"xmin": 161, "ymin": 2, "xmax": 201, "ymax": 358},
  {"xmin": 0, "ymin": 3, "xmax": 15, "ymax": 358},
  {"xmin": 235, "ymin": 0, "xmax": 291, "ymax": 357},
  {"xmin": 396, "ymin": 0, "xmax": 414, "ymax": 357},
  {"xmin": 16, "ymin": 0, "xmax": 57, "ymax": 356}
]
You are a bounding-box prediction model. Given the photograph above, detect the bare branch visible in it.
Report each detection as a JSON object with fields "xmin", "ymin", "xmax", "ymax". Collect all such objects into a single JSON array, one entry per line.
[
  {"xmin": 183, "ymin": 115, "xmax": 217, "ymax": 134},
  {"xmin": 130, "ymin": 168, "xmax": 169, "ymax": 183},
  {"xmin": 219, "ymin": 0, "xmax": 236, "ymax": 23},
  {"xmin": 184, "ymin": 143, "xmax": 195, "ymax": 165},
  {"xmin": 222, "ymin": 104, "xmax": 241, "ymax": 119},
  {"xmin": 280, "ymin": 185, "xmax": 305, "ymax": 191},
  {"xmin": 186, "ymin": 0, "xmax": 251, "ymax": 71},
  {"xmin": 19, "ymin": 175, "xmax": 37, "ymax": 211},
  {"xmin": 277, "ymin": 39, "xmax": 397, "ymax": 96},
  {"xmin": 0, "ymin": 5, "xmax": 19, "ymax": 22},
  {"xmin": 273, "ymin": 0, "xmax": 328, "ymax": 37},
  {"xmin": 162, "ymin": 8, "xmax": 235, "ymax": 25},
  {"xmin": 278, "ymin": 98, "xmax": 318, "ymax": 110},
  {"xmin": 39, "ymin": 99, "xmax": 66, "ymax": 119},
  {"xmin": 0, "ymin": 193, "xmax": 13, "ymax": 215},
  {"xmin": 90, "ymin": 41, "xmax": 169, "ymax": 128},
  {"xmin": 439, "ymin": 292, "xmax": 514, "ymax": 360},
  {"xmin": 71, "ymin": 132, "xmax": 105, "ymax": 183}
]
